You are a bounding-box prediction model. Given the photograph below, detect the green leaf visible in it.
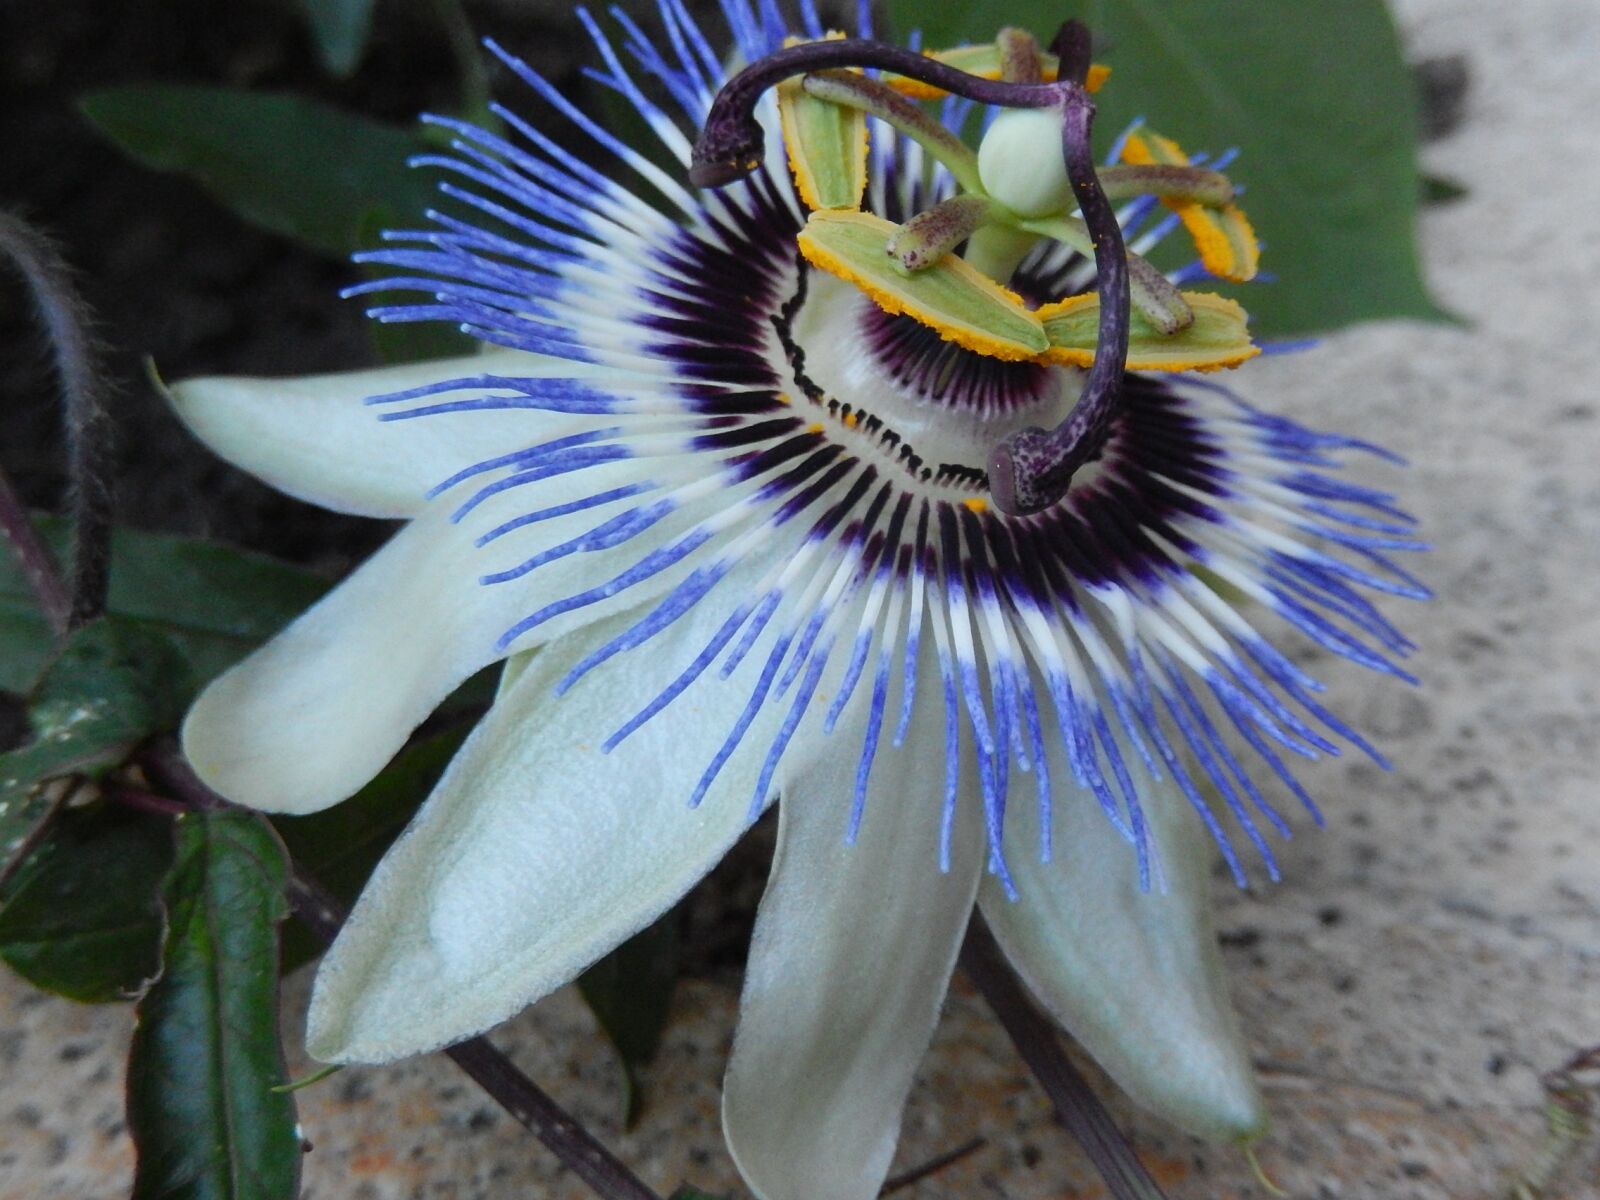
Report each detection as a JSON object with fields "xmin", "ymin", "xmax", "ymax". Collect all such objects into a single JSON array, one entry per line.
[
  {"xmin": 79, "ymin": 85, "xmax": 437, "ymax": 259},
  {"xmin": 0, "ymin": 613, "xmax": 195, "ymax": 888},
  {"xmin": 1, "ymin": 518, "xmax": 329, "ymax": 696},
  {"xmin": 0, "ymin": 778, "xmax": 64, "ymax": 893},
  {"xmin": 128, "ymin": 810, "xmax": 300, "ymax": 1200},
  {"xmin": 1420, "ymin": 173, "xmax": 1468, "ymax": 206},
  {"xmin": 0, "ymin": 806, "xmax": 173, "ymax": 1002},
  {"xmin": 668, "ymin": 1188, "xmax": 725, "ymax": 1200},
  {"xmin": 299, "ymin": 0, "xmax": 376, "ymax": 77},
  {"xmin": 890, "ymin": 0, "xmax": 1444, "ymax": 335},
  {"xmin": 32, "ymin": 616, "xmax": 195, "ymax": 733},
  {"xmin": 0, "ymin": 619, "xmax": 195, "ymax": 852},
  {"xmin": 273, "ymin": 725, "xmax": 468, "ymax": 970},
  {"xmin": 577, "ymin": 913, "xmax": 680, "ymax": 1127}
]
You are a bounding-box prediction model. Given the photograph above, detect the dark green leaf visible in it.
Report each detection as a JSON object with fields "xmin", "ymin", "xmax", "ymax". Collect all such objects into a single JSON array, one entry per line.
[
  {"xmin": 129, "ymin": 810, "xmax": 299, "ymax": 1200},
  {"xmin": 79, "ymin": 86, "xmax": 437, "ymax": 259},
  {"xmin": 299, "ymin": 0, "xmax": 376, "ymax": 77},
  {"xmin": 0, "ymin": 806, "xmax": 173, "ymax": 1002},
  {"xmin": 668, "ymin": 1187, "xmax": 725, "ymax": 1200},
  {"xmin": 578, "ymin": 912, "xmax": 680, "ymax": 1127},
  {"xmin": 889, "ymin": 0, "xmax": 1445, "ymax": 335},
  {"xmin": 32, "ymin": 616, "xmax": 195, "ymax": 732},
  {"xmin": 273, "ymin": 725, "xmax": 468, "ymax": 969},
  {"xmin": 1, "ymin": 518, "xmax": 329, "ymax": 696},
  {"xmin": 2, "ymin": 612, "xmax": 195, "ymax": 886},
  {"xmin": 0, "ymin": 620, "xmax": 196, "ymax": 865},
  {"xmin": 1420, "ymin": 173, "xmax": 1468, "ymax": 206}
]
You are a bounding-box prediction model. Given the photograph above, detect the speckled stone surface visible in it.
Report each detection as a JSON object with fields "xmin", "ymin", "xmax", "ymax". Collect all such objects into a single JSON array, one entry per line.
[{"xmin": 3, "ymin": 0, "xmax": 1599, "ymax": 1196}]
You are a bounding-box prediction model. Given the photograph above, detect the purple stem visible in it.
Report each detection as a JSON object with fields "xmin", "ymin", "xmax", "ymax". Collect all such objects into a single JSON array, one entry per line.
[
  {"xmin": 959, "ymin": 917, "xmax": 1168, "ymax": 1200},
  {"xmin": 106, "ymin": 785, "xmax": 190, "ymax": 818},
  {"xmin": 0, "ymin": 211, "xmax": 114, "ymax": 629},
  {"xmin": 0, "ymin": 466, "xmax": 73, "ymax": 637},
  {"xmin": 987, "ymin": 89, "xmax": 1131, "ymax": 516},
  {"xmin": 690, "ymin": 22, "xmax": 1131, "ymax": 516},
  {"xmin": 142, "ymin": 744, "xmax": 663, "ymax": 1200},
  {"xmin": 691, "ymin": 38, "xmax": 1065, "ymax": 187},
  {"xmin": 879, "ymin": 1135, "xmax": 986, "ymax": 1195}
]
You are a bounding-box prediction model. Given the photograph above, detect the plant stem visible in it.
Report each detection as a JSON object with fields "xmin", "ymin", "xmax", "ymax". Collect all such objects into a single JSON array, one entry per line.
[
  {"xmin": 445, "ymin": 1040, "xmax": 662, "ymax": 1200},
  {"xmin": 145, "ymin": 744, "xmax": 662, "ymax": 1200},
  {"xmin": 879, "ymin": 1136, "xmax": 986, "ymax": 1195},
  {"xmin": 0, "ymin": 466, "xmax": 72, "ymax": 637},
  {"xmin": 959, "ymin": 916, "xmax": 1168, "ymax": 1200},
  {"xmin": 0, "ymin": 211, "xmax": 115, "ymax": 629}
]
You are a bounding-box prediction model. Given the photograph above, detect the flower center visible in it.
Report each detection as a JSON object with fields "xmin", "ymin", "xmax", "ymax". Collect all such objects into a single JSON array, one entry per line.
[{"xmin": 775, "ymin": 264, "xmax": 1080, "ymax": 496}]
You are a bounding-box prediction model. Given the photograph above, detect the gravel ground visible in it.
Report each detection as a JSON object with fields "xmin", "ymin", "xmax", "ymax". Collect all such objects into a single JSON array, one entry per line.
[{"xmin": 2, "ymin": 0, "xmax": 1597, "ymax": 1197}]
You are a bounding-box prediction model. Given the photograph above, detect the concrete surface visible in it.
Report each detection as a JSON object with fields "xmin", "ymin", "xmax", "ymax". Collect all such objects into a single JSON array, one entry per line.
[{"xmin": 2, "ymin": 0, "xmax": 1597, "ymax": 1196}]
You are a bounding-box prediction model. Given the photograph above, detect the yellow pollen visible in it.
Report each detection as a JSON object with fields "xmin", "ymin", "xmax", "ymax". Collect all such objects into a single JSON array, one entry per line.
[
  {"xmin": 776, "ymin": 392, "xmax": 792, "ymax": 405},
  {"xmin": 806, "ymin": 422, "xmax": 826, "ymax": 434},
  {"xmin": 1120, "ymin": 132, "xmax": 1260, "ymax": 282},
  {"xmin": 962, "ymin": 497, "xmax": 989, "ymax": 513},
  {"xmin": 796, "ymin": 212, "xmax": 1047, "ymax": 361},
  {"xmin": 843, "ymin": 411, "xmax": 859, "ymax": 428},
  {"xmin": 885, "ymin": 53, "xmax": 1111, "ymax": 99}
]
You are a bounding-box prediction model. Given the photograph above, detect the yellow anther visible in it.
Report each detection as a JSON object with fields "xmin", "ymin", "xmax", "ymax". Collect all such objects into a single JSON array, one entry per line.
[
  {"xmin": 1121, "ymin": 131, "xmax": 1259, "ymax": 282},
  {"xmin": 778, "ymin": 33, "xmax": 868, "ymax": 211},
  {"xmin": 883, "ymin": 46, "xmax": 1110, "ymax": 98},
  {"xmin": 797, "ymin": 210, "xmax": 1048, "ymax": 361},
  {"xmin": 1035, "ymin": 291, "xmax": 1260, "ymax": 372}
]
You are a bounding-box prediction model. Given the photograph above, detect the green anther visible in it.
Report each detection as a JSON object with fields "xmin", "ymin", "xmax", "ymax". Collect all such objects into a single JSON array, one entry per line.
[
  {"xmin": 1037, "ymin": 290, "xmax": 1256, "ymax": 371},
  {"xmin": 995, "ymin": 27, "xmax": 1043, "ymax": 84},
  {"xmin": 798, "ymin": 209, "xmax": 1048, "ymax": 360},
  {"xmin": 1098, "ymin": 163, "xmax": 1236, "ymax": 207},
  {"xmin": 778, "ymin": 71, "xmax": 868, "ymax": 210},
  {"xmin": 801, "ymin": 70, "xmax": 983, "ymax": 194},
  {"xmin": 1016, "ymin": 214, "xmax": 1195, "ymax": 334},
  {"xmin": 888, "ymin": 195, "xmax": 997, "ymax": 273}
]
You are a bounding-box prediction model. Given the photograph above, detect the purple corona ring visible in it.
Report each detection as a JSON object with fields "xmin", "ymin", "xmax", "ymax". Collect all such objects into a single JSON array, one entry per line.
[{"xmin": 165, "ymin": 3, "xmax": 1427, "ymax": 1197}]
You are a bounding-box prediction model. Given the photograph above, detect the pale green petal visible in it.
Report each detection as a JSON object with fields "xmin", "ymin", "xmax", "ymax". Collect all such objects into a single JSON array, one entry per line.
[
  {"xmin": 166, "ymin": 350, "xmax": 596, "ymax": 517},
  {"xmin": 180, "ymin": 500, "xmax": 535, "ymax": 815},
  {"xmin": 723, "ymin": 644, "xmax": 985, "ymax": 1200},
  {"xmin": 306, "ymin": 574, "xmax": 798, "ymax": 1063},
  {"xmin": 979, "ymin": 765, "xmax": 1266, "ymax": 1143}
]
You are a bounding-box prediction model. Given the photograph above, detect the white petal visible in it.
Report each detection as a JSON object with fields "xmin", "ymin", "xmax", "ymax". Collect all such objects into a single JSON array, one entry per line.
[
  {"xmin": 181, "ymin": 501, "xmax": 528, "ymax": 814},
  {"xmin": 305, "ymin": 586, "xmax": 797, "ymax": 1063},
  {"xmin": 181, "ymin": 436, "xmax": 733, "ymax": 817},
  {"xmin": 979, "ymin": 758, "xmax": 1266, "ymax": 1143},
  {"xmin": 722, "ymin": 655, "xmax": 985, "ymax": 1200},
  {"xmin": 166, "ymin": 350, "xmax": 598, "ymax": 518}
]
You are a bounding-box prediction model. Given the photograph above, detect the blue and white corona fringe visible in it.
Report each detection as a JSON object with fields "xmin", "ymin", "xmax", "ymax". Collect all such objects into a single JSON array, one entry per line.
[{"xmin": 169, "ymin": 4, "xmax": 1426, "ymax": 1197}]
